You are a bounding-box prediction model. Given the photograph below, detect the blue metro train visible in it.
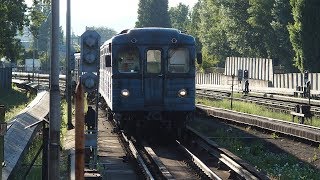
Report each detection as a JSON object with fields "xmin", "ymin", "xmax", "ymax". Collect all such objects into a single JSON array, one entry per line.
[{"xmin": 99, "ymin": 27, "xmax": 202, "ymax": 136}]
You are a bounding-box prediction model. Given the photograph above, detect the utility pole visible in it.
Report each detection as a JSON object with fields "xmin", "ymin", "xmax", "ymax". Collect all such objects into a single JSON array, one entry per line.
[
  {"xmin": 231, "ymin": 74, "xmax": 235, "ymax": 110},
  {"xmin": 66, "ymin": 0, "xmax": 74, "ymax": 130},
  {"xmin": 0, "ymin": 105, "xmax": 6, "ymax": 179},
  {"xmin": 48, "ymin": 0, "xmax": 61, "ymax": 179}
]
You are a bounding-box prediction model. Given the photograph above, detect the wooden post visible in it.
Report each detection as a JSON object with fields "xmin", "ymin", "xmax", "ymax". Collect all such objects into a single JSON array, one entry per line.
[
  {"xmin": 0, "ymin": 105, "xmax": 6, "ymax": 179},
  {"xmin": 75, "ymin": 82, "xmax": 85, "ymax": 180}
]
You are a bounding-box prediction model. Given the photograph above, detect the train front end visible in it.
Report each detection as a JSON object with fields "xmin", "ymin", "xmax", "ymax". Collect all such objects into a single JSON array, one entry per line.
[{"xmin": 101, "ymin": 28, "xmax": 201, "ymax": 136}]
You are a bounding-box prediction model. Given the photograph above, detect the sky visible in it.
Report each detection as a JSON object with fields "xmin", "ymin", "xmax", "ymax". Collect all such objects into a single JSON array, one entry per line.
[{"xmin": 26, "ymin": 0, "xmax": 198, "ymax": 36}]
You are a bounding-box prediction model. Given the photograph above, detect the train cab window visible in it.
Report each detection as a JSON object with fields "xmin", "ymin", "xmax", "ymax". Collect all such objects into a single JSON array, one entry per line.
[
  {"xmin": 118, "ymin": 48, "xmax": 140, "ymax": 73},
  {"xmin": 147, "ymin": 50, "xmax": 161, "ymax": 73},
  {"xmin": 168, "ymin": 48, "xmax": 190, "ymax": 73}
]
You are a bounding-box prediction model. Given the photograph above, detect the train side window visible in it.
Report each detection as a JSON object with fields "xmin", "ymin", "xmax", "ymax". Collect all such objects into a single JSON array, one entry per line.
[
  {"xmin": 105, "ymin": 55, "xmax": 111, "ymax": 67},
  {"xmin": 118, "ymin": 48, "xmax": 140, "ymax": 73},
  {"xmin": 147, "ymin": 50, "xmax": 161, "ymax": 73},
  {"xmin": 168, "ymin": 48, "xmax": 190, "ymax": 73}
]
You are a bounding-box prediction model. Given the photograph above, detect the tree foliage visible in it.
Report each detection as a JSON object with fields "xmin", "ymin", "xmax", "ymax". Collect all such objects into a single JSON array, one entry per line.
[
  {"xmin": 288, "ymin": 0, "xmax": 320, "ymax": 72},
  {"xmin": 29, "ymin": 0, "xmax": 51, "ymax": 51},
  {"xmin": 138, "ymin": 0, "xmax": 318, "ymax": 73},
  {"xmin": 86, "ymin": 26, "xmax": 117, "ymax": 44},
  {"xmin": 0, "ymin": 0, "xmax": 28, "ymax": 61},
  {"xmin": 186, "ymin": 0, "xmax": 299, "ymax": 72},
  {"xmin": 270, "ymin": 0, "xmax": 294, "ymax": 70},
  {"xmin": 136, "ymin": 0, "xmax": 170, "ymax": 28},
  {"xmin": 169, "ymin": 3, "xmax": 189, "ymax": 31}
]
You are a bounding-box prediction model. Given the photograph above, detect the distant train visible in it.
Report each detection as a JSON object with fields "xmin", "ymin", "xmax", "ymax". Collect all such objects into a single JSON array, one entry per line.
[{"xmin": 98, "ymin": 28, "xmax": 202, "ymax": 136}]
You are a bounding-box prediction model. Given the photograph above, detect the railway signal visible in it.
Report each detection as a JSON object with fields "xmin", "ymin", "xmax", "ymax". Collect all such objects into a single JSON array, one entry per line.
[
  {"xmin": 238, "ymin": 69, "xmax": 243, "ymax": 81},
  {"xmin": 69, "ymin": 52, "xmax": 75, "ymax": 71},
  {"xmin": 243, "ymin": 70, "xmax": 249, "ymax": 79},
  {"xmin": 304, "ymin": 70, "xmax": 309, "ymax": 84},
  {"xmin": 80, "ymin": 30, "xmax": 101, "ymax": 92}
]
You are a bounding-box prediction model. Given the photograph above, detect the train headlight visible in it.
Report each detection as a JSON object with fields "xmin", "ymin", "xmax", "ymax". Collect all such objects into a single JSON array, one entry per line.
[
  {"xmin": 121, "ymin": 89, "xmax": 130, "ymax": 97},
  {"xmin": 178, "ymin": 89, "xmax": 187, "ymax": 97}
]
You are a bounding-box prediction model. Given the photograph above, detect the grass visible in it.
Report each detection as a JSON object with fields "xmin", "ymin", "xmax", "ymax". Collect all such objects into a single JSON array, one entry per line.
[
  {"xmin": 13, "ymin": 135, "xmax": 43, "ymax": 180},
  {"xmin": 0, "ymin": 84, "xmax": 36, "ymax": 121},
  {"xmin": 60, "ymin": 99, "xmax": 73, "ymax": 178},
  {"xmin": 197, "ymin": 97, "xmax": 320, "ymax": 127},
  {"xmin": 195, "ymin": 96, "xmax": 320, "ymax": 178},
  {"xmin": 190, "ymin": 120, "xmax": 320, "ymax": 179},
  {"xmin": 22, "ymin": 99, "xmax": 71, "ymax": 178}
]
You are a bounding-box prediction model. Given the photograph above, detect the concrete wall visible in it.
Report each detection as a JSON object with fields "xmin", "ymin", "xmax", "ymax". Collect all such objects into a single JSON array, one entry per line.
[
  {"xmin": 196, "ymin": 73, "xmax": 222, "ymax": 85},
  {"xmin": 196, "ymin": 73, "xmax": 270, "ymax": 87},
  {"xmin": 225, "ymin": 57, "xmax": 273, "ymax": 82},
  {"xmin": 273, "ymin": 73, "xmax": 320, "ymax": 91},
  {"xmin": 195, "ymin": 72, "xmax": 320, "ymax": 92}
]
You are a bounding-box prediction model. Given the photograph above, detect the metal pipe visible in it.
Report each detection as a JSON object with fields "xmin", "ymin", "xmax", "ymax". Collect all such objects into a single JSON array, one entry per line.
[
  {"xmin": 75, "ymin": 81, "xmax": 85, "ymax": 180},
  {"xmin": 66, "ymin": 0, "xmax": 74, "ymax": 130},
  {"xmin": 48, "ymin": 0, "xmax": 61, "ymax": 179},
  {"xmin": 0, "ymin": 105, "xmax": 5, "ymax": 179},
  {"xmin": 42, "ymin": 123, "xmax": 48, "ymax": 179}
]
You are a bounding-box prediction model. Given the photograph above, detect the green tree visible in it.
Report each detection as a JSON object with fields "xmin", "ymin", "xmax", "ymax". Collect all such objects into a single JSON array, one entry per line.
[
  {"xmin": 169, "ymin": 3, "xmax": 190, "ymax": 31},
  {"xmin": 86, "ymin": 26, "xmax": 117, "ymax": 44},
  {"xmin": 191, "ymin": 0, "xmax": 296, "ymax": 73},
  {"xmin": 136, "ymin": 0, "xmax": 170, "ymax": 28},
  {"xmin": 188, "ymin": 2, "xmax": 202, "ymax": 52},
  {"xmin": 288, "ymin": 0, "xmax": 320, "ymax": 72},
  {"xmin": 271, "ymin": 0, "xmax": 294, "ymax": 70},
  {"xmin": 0, "ymin": 0, "xmax": 28, "ymax": 62},
  {"xmin": 219, "ymin": 0, "xmax": 252, "ymax": 57},
  {"xmin": 247, "ymin": 0, "xmax": 275, "ymax": 57},
  {"xmin": 197, "ymin": 0, "xmax": 233, "ymax": 68}
]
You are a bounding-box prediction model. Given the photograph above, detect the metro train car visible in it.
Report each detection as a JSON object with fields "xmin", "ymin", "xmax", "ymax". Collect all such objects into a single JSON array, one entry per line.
[{"xmin": 99, "ymin": 27, "xmax": 202, "ymax": 136}]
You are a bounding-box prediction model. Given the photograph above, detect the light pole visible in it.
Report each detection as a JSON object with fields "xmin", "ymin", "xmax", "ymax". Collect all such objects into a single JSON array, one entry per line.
[
  {"xmin": 48, "ymin": 0, "xmax": 61, "ymax": 179},
  {"xmin": 231, "ymin": 74, "xmax": 235, "ymax": 110},
  {"xmin": 66, "ymin": 0, "xmax": 74, "ymax": 129}
]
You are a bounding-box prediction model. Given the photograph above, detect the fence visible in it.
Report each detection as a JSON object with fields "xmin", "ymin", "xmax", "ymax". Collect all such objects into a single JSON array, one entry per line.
[
  {"xmin": 273, "ymin": 73, "xmax": 320, "ymax": 91},
  {"xmin": 0, "ymin": 68, "xmax": 12, "ymax": 90},
  {"xmin": 196, "ymin": 73, "xmax": 222, "ymax": 85},
  {"xmin": 224, "ymin": 57, "xmax": 273, "ymax": 82}
]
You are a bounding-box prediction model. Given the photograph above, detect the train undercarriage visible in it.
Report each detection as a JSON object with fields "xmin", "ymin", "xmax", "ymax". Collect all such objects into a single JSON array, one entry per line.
[{"xmin": 104, "ymin": 107, "xmax": 193, "ymax": 139}]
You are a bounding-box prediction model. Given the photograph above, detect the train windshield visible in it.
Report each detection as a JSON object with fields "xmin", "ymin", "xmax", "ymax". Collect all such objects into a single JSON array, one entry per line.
[
  {"xmin": 118, "ymin": 47, "xmax": 140, "ymax": 73},
  {"xmin": 146, "ymin": 50, "xmax": 161, "ymax": 73},
  {"xmin": 168, "ymin": 48, "xmax": 190, "ymax": 73}
]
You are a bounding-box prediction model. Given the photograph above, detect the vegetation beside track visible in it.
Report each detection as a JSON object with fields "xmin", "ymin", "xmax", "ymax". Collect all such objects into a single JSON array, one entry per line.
[
  {"xmin": 197, "ymin": 97, "xmax": 320, "ymax": 127},
  {"xmin": 190, "ymin": 119, "xmax": 320, "ymax": 179},
  {"xmin": 60, "ymin": 99, "xmax": 72, "ymax": 178},
  {"xmin": 0, "ymin": 84, "xmax": 36, "ymax": 121}
]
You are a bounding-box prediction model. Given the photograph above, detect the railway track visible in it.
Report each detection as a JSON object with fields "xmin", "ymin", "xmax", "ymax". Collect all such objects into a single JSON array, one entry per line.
[
  {"xmin": 13, "ymin": 74, "xmax": 319, "ymax": 178},
  {"xmin": 109, "ymin": 120, "xmax": 265, "ymax": 179},
  {"xmin": 196, "ymin": 89, "xmax": 320, "ymax": 118},
  {"xmin": 196, "ymin": 103, "xmax": 320, "ymax": 143}
]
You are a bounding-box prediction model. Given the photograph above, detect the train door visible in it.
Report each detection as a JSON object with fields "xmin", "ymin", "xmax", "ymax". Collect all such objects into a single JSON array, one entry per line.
[{"xmin": 144, "ymin": 49, "xmax": 164, "ymax": 107}]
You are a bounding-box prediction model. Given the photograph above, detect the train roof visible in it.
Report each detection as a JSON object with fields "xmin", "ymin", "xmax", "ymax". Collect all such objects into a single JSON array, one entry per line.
[{"xmin": 102, "ymin": 27, "xmax": 195, "ymax": 46}]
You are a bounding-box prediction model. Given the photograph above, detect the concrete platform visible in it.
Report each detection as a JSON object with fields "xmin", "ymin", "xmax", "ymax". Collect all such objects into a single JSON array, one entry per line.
[
  {"xmin": 97, "ymin": 110, "xmax": 137, "ymax": 180},
  {"xmin": 64, "ymin": 108, "xmax": 137, "ymax": 179}
]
